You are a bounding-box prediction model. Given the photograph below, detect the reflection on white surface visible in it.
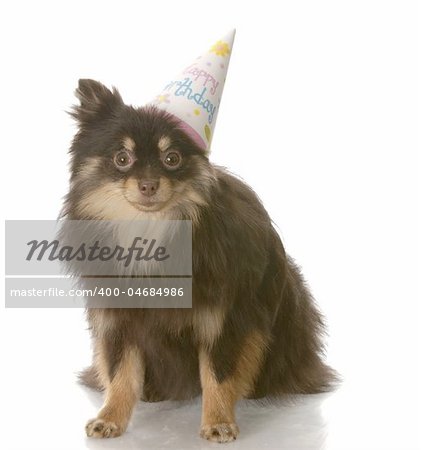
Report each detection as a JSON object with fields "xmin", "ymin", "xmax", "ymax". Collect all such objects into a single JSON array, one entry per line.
[
  {"xmin": 1, "ymin": 304, "xmax": 420, "ymax": 450},
  {"xmin": 83, "ymin": 390, "xmax": 329, "ymax": 450}
]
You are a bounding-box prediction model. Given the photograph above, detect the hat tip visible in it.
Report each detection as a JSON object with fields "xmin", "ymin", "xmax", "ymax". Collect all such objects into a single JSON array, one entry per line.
[{"xmin": 223, "ymin": 28, "xmax": 236, "ymax": 44}]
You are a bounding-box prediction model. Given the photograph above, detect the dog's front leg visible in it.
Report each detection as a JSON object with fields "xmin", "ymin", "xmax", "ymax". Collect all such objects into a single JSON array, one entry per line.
[
  {"xmin": 199, "ymin": 330, "xmax": 266, "ymax": 443},
  {"xmin": 85, "ymin": 340, "xmax": 144, "ymax": 438}
]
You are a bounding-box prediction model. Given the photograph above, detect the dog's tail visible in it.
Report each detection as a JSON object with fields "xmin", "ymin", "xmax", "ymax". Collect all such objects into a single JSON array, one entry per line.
[{"xmin": 78, "ymin": 365, "xmax": 104, "ymax": 391}]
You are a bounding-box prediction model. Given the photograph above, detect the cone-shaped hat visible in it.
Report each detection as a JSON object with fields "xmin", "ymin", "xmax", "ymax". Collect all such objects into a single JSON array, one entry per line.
[{"xmin": 151, "ymin": 30, "xmax": 235, "ymax": 154}]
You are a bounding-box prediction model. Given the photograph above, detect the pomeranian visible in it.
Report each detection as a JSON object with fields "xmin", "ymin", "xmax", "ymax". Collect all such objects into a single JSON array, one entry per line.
[{"xmin": 62, "ymin": 79, "xmax": 336, "ymax": 443}]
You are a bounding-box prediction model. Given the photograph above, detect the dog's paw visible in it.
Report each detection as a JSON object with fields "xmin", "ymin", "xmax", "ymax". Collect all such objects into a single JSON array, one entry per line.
[
  {"xmin": 85, "ymin": 418, "xmax": 122, "ymax": 438},
  {"xmin": 200, "ymin": 422, "xmax": 239, "ymax": 443}
]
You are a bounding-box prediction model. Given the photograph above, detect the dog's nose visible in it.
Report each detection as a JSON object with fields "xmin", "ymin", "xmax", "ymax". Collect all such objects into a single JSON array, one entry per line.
[{"xmin": 139, "ymin": 179, "xmax": 159, "ymax": 197}]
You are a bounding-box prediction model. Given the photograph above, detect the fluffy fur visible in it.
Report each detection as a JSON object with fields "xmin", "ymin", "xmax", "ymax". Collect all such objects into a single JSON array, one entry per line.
[{"xmin": 63, "ymin": 79, "xmax": 337, "ymax": 443}]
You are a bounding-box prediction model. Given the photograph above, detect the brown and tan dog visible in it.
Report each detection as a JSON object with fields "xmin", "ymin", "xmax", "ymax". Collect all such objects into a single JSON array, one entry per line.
[{"xmin": 62, "ymin": 79, "xmax": 336, "ymax": 443}]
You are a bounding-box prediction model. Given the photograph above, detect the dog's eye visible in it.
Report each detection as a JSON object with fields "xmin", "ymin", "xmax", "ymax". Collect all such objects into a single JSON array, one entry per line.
[
  {"xmin": 113, "ymin": 150, "xmax": 135, "ymax": 171},
  {"xmin": 163, "ymin": 151, "xmax": 182, "ymax": 169}
]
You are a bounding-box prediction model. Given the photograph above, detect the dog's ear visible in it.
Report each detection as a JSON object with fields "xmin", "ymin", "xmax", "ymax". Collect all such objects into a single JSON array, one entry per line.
[{"xmin": 70, "ymin": 79, "xmax": 123, "ymax": 125}]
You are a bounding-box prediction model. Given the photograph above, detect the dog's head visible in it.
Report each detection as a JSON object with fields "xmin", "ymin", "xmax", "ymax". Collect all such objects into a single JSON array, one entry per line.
[{"xmin": 65, "ymin": 79, "xmax": 215, "ymax": 221}]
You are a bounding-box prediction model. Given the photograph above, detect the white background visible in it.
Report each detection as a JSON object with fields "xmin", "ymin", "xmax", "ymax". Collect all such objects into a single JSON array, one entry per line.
[{"xmin": 0, "ymin": 1, "xmax": 419, "ymax": 449}]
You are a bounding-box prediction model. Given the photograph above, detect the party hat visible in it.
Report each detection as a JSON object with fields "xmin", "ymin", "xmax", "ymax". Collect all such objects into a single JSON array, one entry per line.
[{"xmin": 151, "ymin": 29, "xmax": 235, "ymax": 154}]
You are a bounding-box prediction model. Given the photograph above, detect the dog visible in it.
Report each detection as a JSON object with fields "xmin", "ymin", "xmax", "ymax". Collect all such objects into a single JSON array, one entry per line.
[{"xmin": 62, "ymin": 79, "xmax": 336, "ymax": 443}]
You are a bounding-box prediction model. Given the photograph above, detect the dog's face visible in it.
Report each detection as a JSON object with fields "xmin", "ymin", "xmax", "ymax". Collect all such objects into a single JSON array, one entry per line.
[{"xmin": 66, "ymin": 79, "xmax": 215, "ymax": 221}]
